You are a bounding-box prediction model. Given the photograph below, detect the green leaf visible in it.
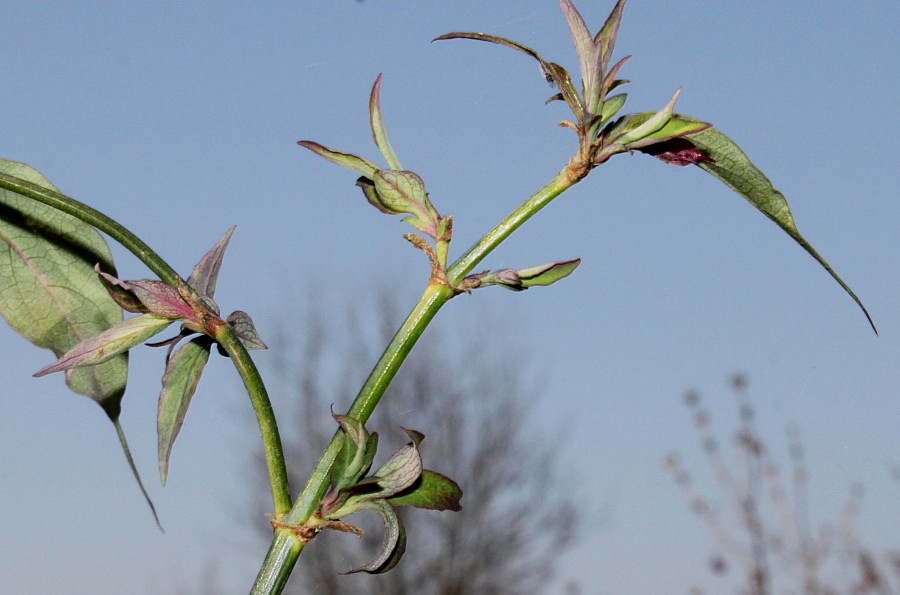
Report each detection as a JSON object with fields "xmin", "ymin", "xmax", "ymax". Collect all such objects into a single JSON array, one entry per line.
[
  {"xmin": 157, "ymin": 336, "xmax": 212, "ymax": 485},
  {"xmin": 369, "ymin": 74, "xmax": 402, "ymax": 171},
  {"xmin": 0, "ymin": 159, "xmax": 161, "ymax": 528},
  {"xmin": 0, "ymin": 159, "xmax": 127, "ymax": 408},
  {"xmin": 341, "ymin": 499, "xmax": 407, "ymax": 575},
  {"xmin": 684, "ymin": 126, "xmax": 876, "ymax": 333},
  {"xmin": 519, "ymin": 258, "xmax": 581, "ymax": 288},
  {"xmin": 387, "ymin": 469, "xmax": 463, "ymax": 512},
  {"xmin": 371, "ymin": 169, "xmax": 439, "ymax": 236}
]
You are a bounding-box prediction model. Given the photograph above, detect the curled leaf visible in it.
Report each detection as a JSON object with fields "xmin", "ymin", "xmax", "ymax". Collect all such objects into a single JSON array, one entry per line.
[{"xmin": 341, "ymin": 499, "xmax": 407, "ymax": 575}]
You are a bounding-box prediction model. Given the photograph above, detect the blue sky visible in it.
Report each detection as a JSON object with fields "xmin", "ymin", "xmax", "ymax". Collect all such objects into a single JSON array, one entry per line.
[{"xmin": 1, "ymin": 1, "xmax": 898, "ymax": 593}]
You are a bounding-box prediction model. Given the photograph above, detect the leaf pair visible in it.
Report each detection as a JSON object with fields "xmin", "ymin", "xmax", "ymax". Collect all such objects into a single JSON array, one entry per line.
[{"xmin": 314, "ymin": 415, "xmax": 462, "ymax": 574}]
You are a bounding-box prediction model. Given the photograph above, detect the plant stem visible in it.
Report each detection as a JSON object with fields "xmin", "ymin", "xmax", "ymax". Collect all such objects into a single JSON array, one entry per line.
[
  {"xmin": 216, "ymin": 325, "xmax": 292, "ymax": 516},
  {"xmin": 251, "ymin": 164, "xmax": 580, "ymax": 594},
  {"xmin": 446, "ymin": 166, "xmax": 573, "ymax": 283},
  {"xmin": 0, "ymin": 172, "xmax": 179, "ymax": 285}
]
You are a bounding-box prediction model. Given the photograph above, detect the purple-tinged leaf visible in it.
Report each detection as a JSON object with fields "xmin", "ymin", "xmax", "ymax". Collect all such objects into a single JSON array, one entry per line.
[
  {"xmin": 387, "ymin": 470, "xmax": 463, "ymax": 512},
  {"xmin": 96, "ymin": 266, "xmax": 148, "ymax": 313},
  {"xmin": 341, "ymin": 499, "xmax": 406, "ymax": 575},
  {"xmin": 157, "ymin": 336, "xmax": 212, "ymax": 485},
  {"xmin": 297, "ymin": 141, "xmax": 379, "ymax": 179},
  {"xmin": 187, "ymin": 226, "xmax": 234, "ymax": 298},
  {"xmin": 369, "ymin": 74, "xmax": 402, "ymax": 171},
  {"xmin": 226, "ymin": 310, "xmax": 267, "ymax": 350},
  {"xmin": 361, "ymin": 432, "xmax": 424, "ymax": 500},
  {"xmin": 120, "ymin": 278, "xmax": 194, "ymax": 320},
  {"xmin": 34, "ymin": 314, "xmax": 174, "ymax": 377}
]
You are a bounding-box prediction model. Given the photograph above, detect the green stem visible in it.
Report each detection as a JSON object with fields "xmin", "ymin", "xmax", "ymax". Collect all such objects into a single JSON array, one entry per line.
[
  {"xmin": 216, "ymin": 325, "xmax": 292, "ymax": 516},
  {"xmin": 251, "ymin": 164, "xmax": 580, "ymax": 594},
  {"xmin": 0, "ymin": 172, "xmax": 179, "ymax": 285},
  {"xmin": 446, "ymin": 166, "xmax": 573, "ymax": 284}
]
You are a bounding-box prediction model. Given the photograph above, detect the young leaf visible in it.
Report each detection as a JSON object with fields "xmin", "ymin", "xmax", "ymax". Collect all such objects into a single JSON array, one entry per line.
[
  {"xmin": 387, "ymin": 469, "xmax": 463, "ymax": 512},
  {"xmin": 157, "ymin": 336, "xmax": 213, "ymax": 485},
  {"xmin": 683, "ymin": 126, "xmax": 876, "ymax": 333},
  {"xmin": 369, "ymin": 74, "xmax": 402, "ymax": 171}
]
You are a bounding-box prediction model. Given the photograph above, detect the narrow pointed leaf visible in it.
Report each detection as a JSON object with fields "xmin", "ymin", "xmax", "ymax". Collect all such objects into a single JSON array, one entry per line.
[
  {"xmin": 684, "ymin": 125, "xmax": 875, "ymax": 333},
  {"xmin": 187, "ymin": 226, "xmax": 234, "ymax": 298},
  {"xmin": 387, "ymin": 469, "xmax": 463, "ymax": 512},
  {"xmin": 297, "ymin": 141, "xmax": 379, "ymax": 179},
  {"xmin": 594, "ymin": 0, "xmax": 627, "ymax": 74},
  {"xmin": 33, "ymin": 314, "xmax": 174, "ymax": 377},
  {"xmin": 341, "ymin": 499, "xmax": 406, "ymax": 575},
  {"xmin": 369, "ymin": 74, "xmax": 402, "ymax": 171},
  {"xmin": 0, "ymin": 159, "xmax": 127, "ymax": 407},
  {"xmin": 157, "ymin": 336, "xmax": 212, "ymax": 485},
  {"xmin": 557, "ymin": 0, "xmax": 595, "ymax": 103}
]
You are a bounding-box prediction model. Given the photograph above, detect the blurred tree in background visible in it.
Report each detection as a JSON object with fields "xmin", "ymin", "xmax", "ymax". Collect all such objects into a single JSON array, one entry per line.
[{"xmin": 665, "ymin": 375, "xmax": 899, "ymax": 595}]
